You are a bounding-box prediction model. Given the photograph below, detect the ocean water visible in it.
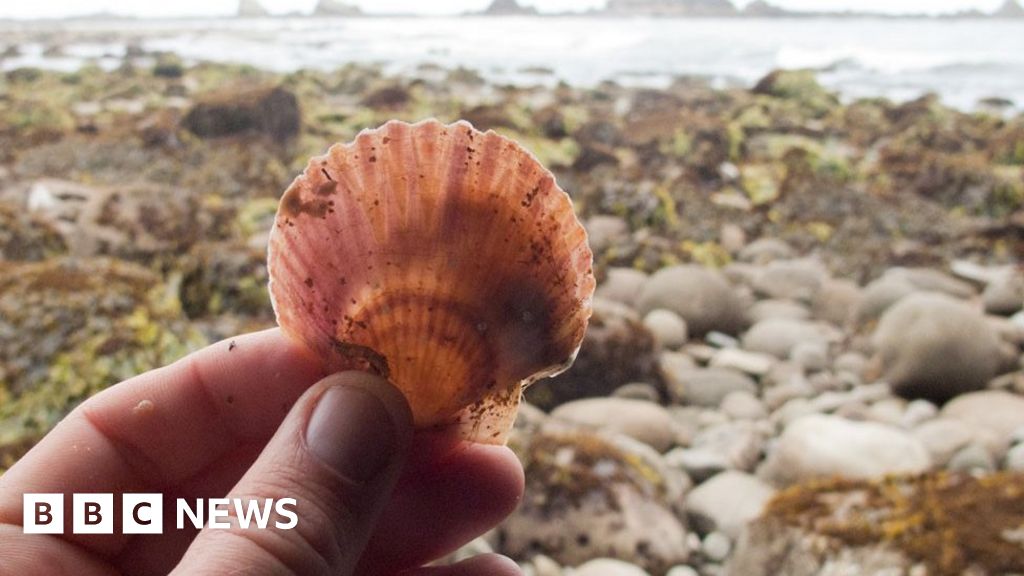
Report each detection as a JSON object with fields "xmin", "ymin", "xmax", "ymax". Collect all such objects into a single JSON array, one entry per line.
[{"xmin": 3, "ymin": 16, "xmax": 1024, "ymax": 109}]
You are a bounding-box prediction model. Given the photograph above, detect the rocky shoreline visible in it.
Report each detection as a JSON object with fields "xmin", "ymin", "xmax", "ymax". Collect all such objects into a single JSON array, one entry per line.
[{"xmin": 0, "ymin": 56, "xmax": 1023, "ymax": 575}]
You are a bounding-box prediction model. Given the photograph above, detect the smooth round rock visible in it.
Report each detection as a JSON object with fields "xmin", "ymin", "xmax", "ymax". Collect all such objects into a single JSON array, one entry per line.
[
  {"xmin": 983, "ymin": 270, "xmax": 1024, "ymax": 316},
  {"xmin": 762, "ymin": 414, "xmax": 931, "ymax": 485},
  {"xmin": 596, "ymin": 267, "xmax": 649, "ymax": 307},
  {"xmin": 873, "ymin": 293, "xmax": 1001, "ymax": 403},
  {"xmin": 551, "ymin": 398, "xmax": 676, "ymax": 452},
  {"xmin": 574, "ymin": 559, "xmax": 651, "ymax": 576},
  {"xmin": 661, "ymin": 366, "xmax": 758, "ymax": 407},
  {"xmin": 941, "ymin": 390, "xmax": 1024, "ymax": 457},
  {"xmin": 742, "ymin": 318, "xmax": 829, "ymax": 360},
  {"xmin": 643, "ymin": 308, "xmax": 689, "ymax": 348},
  {"xmin": 637, "ymin": 265, "xmax": 748, "ymax": 337},
  {"xmin": 702, "ymin": 532, "xmax": 732, "ymax": 563},
  {"xmin": 748, "ymin": 299, "xmax": 811, "ymax": 323},
  {"xmin": 685, "ymin": 471, "xmax": 776, "ymax": 538}
]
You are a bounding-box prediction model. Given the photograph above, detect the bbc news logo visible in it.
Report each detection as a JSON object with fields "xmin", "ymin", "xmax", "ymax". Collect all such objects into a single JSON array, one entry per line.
[{"xmin": 23, "ymin": 494, "xmax": 298, "ymax": 534}]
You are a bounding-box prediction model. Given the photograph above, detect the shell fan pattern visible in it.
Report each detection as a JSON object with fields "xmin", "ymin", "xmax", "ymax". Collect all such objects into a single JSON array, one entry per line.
[{"xmin": 268, "ymin": 119, "xmax": 595, "ymax": 444}]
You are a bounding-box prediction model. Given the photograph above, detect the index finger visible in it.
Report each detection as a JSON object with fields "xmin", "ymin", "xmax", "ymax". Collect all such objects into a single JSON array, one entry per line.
[{"xmin": 0, "ymin": 328, "xmax": 324, "ymax": 550}]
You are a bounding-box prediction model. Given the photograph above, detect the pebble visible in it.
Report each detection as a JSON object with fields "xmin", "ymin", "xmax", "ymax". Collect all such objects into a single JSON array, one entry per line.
[
  {"xmin": 595, "ymin": 267, "xmax": 649, "ymax": 307},
  {"xmin": 761, "ymin": 414, "xmax": 931, "ymax": 485},
  {"xmin": 573, "ymin": 559, "xmax": 651, "ymax": 576},
  {"xmin": 552, "ymin": 397, "xmax": 677, "ymax": 452},
  {"xmin": 702, "ymin": 532, "xmax": 732, "ymax": 562},
  {"xmin": 1005, "ymin": 443, "xmax": 1024, "ymax": 471},
  {"xmin": 661, "ymin": 366, "xmax": 757, "ymax": 408},
  {"xmin": 611, "ymin": 382, "xmax": 662, "ymax": 403},
  {"xmin": 941, "ymin": 390, "xmax": 1024, "ymax": 457},
  {"xmin": 643, "ymin": 308, "xmax": 688, "ymax": 348},
  {"xmin": 665, "ymin": 567, "xmax": 700, "ymax": 576},
  {"xmin": 742, "ymin": 318, "xmax": 830, "ymax": 359},
  {"xmin": 709, "ymin": 348, "xmax": 776, "ymax": 377},
  {"xmin": 789, "ymin": 341, "xmax": 829, "ymax": 372},
  {"xmin": 748, "ymin": 299, "xmax": 811, "ymax": 323},
  {"xmin": 752, "ymin": 258, "xmax": 827, "ymax": 302},
  {"xmin": 685, "ymin": 471, "xmax": 776, "ymax": 538},
  {"xmin": 912, "ymin": 418, "xmax": 976, "ymax": 467},
  {"xmin": 720, "ymin": 390, "xmax": 767, "ymax": 420},
  {"xmin": 947, "ymin": 442, "xmax": 996, "ymax": 473},
  {"xmin": 738, "ymin": 238, "xmax": 794, "ymax": 264},
  {"xmin": 983, "ymin": 269, "xmax": 1024, "ymax": 316},
  {"xmin": 637, "ymin": 265, "xmax": 748, "ymax": 336}
]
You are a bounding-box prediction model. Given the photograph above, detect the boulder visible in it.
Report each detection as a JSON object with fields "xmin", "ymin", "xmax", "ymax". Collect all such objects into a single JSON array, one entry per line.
[
  {"xmin": 637, "ymin": 265, "xmax": 747, "ymax": 337},
  {"xmin": 182, "ymin": 84, "xmax": 300, "ymax": 141},
  {"xmin": 761, "ymin": 415, "xmax": 931, "ymax": 485},
  {"xmin": 873, "ymin": 293, "xmax": 1002, "ymax": 403}
]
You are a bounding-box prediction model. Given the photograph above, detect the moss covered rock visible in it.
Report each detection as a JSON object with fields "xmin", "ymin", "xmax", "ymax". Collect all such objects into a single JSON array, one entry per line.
[
  {"xmin": 0, "ymin": 258, "xmax": 203, "ymax": 469},
  {"xmin": 730, "ymin": 473, "xmax": 1024, "ymax": 576}
]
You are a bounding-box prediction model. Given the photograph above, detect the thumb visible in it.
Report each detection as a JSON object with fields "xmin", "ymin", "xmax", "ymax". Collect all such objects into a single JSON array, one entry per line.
[{"xmin": 173, "ymin": 371, "xmax": 413, "ymax": 576}]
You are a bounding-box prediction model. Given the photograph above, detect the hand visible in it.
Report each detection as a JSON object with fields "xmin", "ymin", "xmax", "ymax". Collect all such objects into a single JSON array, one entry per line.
[{"xmin": 0, "ymin": 329, "xmax": 524, "ymax": 576}]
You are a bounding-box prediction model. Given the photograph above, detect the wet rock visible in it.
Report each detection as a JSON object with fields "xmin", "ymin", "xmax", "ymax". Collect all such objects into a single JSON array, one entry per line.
[
  {"xmin": 873, "ymin": 293, "xmax": 1001, "ymax": 403},
  {"xmin": 661, "ymin": 366, "xmax": 757, "ymax": 408},
  {"xmin": 501, "ymin": 427, "xmax": 690, "ymax": 574},
  {"xmin": 595, "ymin": 267, "xmax": 649, "ymax": 307},
  {"xmin": 983, "ymin": 269, "xmax": 1024, "ymax": 316},
  {"xmin": 551, "ymin": 398, "xmax": 676, "ymax": 452},
  {"xmin": 182, "ymin": 84, "xmax": 300, "ymax": 141},
  {"xmin": 686, "ymin": 471, "xmax": 775, "ymax": 539},
  {"xmin": 741, "ymin": 318, "xmax": 831, "ymax": 360},
  {"xmin": 528, "ymin": 299, "xmax": 658, "ymax": 410},
  {"xmin": 752, "ymin": 69, "xmax": 838, "ymax": 115},
  {"xmin": 761, "ymin": 415, "xmax": 931, "ymax": 485},
  {"xmin": 941, "ymin": 390, "xmax": 1024, "ymax": 457},
  {"xmin": 643, "ymin": 309, "xmax": 688, "ymax": 348},
  {"xmin": 637, "ymin": 265, "xmax": 748, "ymax": 337}
]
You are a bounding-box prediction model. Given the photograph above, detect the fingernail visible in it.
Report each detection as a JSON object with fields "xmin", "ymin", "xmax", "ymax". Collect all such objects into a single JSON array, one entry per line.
[{"xmin": 306, "ymin": 383, "xmax": 397, "ymax": 483}]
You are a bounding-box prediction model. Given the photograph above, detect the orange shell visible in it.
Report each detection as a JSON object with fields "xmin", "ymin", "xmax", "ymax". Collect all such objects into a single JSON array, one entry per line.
[{"xmin": 268, "ymin": 119, "xmax": 594, "ymax": 444}]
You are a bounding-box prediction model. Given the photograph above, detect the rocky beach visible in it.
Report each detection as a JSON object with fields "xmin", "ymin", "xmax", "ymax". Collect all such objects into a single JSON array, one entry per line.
[{"xmin": 1, "ymin": 26, "xmax": 1024, "ymax": 576}]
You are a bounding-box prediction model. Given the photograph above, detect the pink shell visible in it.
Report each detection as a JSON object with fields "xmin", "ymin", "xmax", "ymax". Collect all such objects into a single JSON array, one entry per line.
[{"xmin": 268, "ymin": 119, "xmax": 594, "ymax": 444}]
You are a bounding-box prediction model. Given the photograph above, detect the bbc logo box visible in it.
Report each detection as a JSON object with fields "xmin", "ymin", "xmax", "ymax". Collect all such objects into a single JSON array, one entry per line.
[{"xmin": 23, "ymin": 493, "xmax": 163, "ymax": 535}]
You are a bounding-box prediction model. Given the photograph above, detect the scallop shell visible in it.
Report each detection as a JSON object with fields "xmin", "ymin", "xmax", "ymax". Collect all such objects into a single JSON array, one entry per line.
[{"xmin": 268, "ymin": 119, "xmax": 594, "ymax": 444}]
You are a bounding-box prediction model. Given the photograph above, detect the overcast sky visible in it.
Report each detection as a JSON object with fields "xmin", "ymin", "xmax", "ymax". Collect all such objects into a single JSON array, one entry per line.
[{"xmin": 0, "ymin": 0, "xmax": 1009, "ymax": 19}]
